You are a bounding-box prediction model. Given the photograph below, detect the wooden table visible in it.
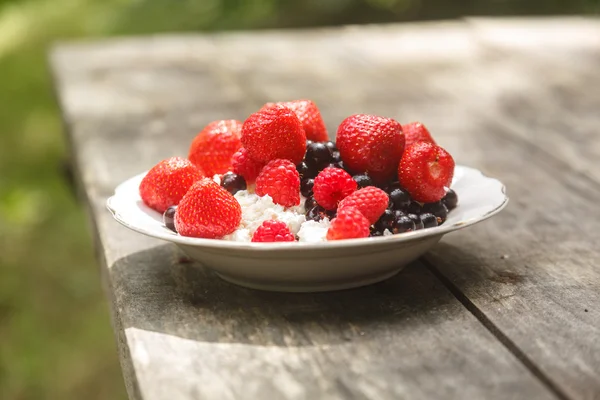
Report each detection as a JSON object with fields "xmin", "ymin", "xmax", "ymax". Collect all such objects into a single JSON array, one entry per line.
[{"xmin": 50, "ymin": 18, "xmax": 600, "ymax": 400}]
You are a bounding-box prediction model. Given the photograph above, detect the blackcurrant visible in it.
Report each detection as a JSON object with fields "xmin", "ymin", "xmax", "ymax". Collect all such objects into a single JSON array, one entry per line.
[
  {"xmin": 420, "ymin": 213, "xmax": 438, "ymax": 229},
  {"xmin": 220, "ymin": 172, "xmax": 246, "ymax": 195},
  {"xmin": 407, "ymin": 213, "xmax": 424, "ymax": 230},
  {"xmin": 353, "ymin": 174, "xmax": 373, "ymax": 189},
  {"xmin": 393, "ymin": 214, "xmax": 415, "ymax": 234},
  {"xmin": 422, "ymin": 201, "xmax": 448, "ymax": 224},
  {"xmin": 305, "ymin": 142, "xmax": 332, "ymax": 169},
  {"xmin": 300, "ymin": 178, "xmax": 315, "ymax": 197},
  {"xmin": 442, "ymin": 188, "xmax": 458, "ymax": 210},
  {"xmin": 389, "ymin": 187, "xmax": 411, "ymax": 210},
  {"xmin": 163, "ymin": 206, "xmax": 177, "ymax": 232}
]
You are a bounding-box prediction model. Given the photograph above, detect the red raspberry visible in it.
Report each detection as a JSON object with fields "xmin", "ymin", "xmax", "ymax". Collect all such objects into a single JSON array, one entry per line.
[
  {"xmin": 139, "ymin": 157, "xmax": 204, "ymax": 213},
  {"xmin": 262, "ymin": 100, "xmax": 328, "ymax": 142},
  {"xmin": 402, "ymin": 122, "xmax": 436, "ymax": 148},
  {"xmin": 175, "ymin": 178, "xmax": 242, "ymax": 238},
  {"xmin": 188, "ymin": 120, "xmax": 242, "ymax": 176},
  {"xmin": 255, "ymin": 159, "xmax": 301, "ymax": 207},
  {"xmin": 336, "ymin": 114, "xmax": 404, "ymax": 182},
  {"xmin": 326, "ymin": 207, "xmax": 370, "ymax": 241},
  {"xmin": 398, "ymin": 142, "xmax": 455, "ymax": 203},
  {"xmin": 338, "ymin": 186, "xmax": 389, "ymax": 225},
  {"xmin": 313, "ymin": 167, "xmax": 357, "ymax": 210},
  {"xmin": 251, "ymin": 220, "xmax": 295, "ymax": 242},
  {"xmin": 231, "ymin": 147, "xmax": 265, "ymax": 184},
  {"xmin": 241, "ymin": 105, "xmax": 306, "ymax": 165}
]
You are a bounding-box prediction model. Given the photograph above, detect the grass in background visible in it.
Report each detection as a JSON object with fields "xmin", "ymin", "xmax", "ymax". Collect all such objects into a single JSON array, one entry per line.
[{"xmin": 0, "ymin": 0, "xmax": 597, "ymax": 399}]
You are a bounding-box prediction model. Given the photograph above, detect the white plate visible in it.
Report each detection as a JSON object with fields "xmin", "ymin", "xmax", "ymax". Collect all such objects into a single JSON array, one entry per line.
[{"xmin": 107, "ymin": 165, "xmax": 508, "ymax": 292}]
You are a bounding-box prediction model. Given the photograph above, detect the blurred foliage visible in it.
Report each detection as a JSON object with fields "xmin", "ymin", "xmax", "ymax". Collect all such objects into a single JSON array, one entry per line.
[{"xmin": 0, "ymin": 0, "xmax": 598, "ymax": 399}]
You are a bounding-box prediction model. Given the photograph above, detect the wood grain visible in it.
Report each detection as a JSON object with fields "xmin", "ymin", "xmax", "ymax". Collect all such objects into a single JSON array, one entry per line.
[{"xmin": 50, "ymin": 18, "xmax": 600, "ymax": 400}]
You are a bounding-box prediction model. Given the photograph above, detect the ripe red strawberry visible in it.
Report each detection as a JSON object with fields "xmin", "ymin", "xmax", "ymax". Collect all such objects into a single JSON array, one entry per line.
[
  {"xmin": 241, "ymin": 105, "xmax": 306, "ymax": 165},
  {"xmin": 336, "ymin": 114, "xmax": 404, "ymax": 182},
  {"xmin": 231, "ymin": 147, "xmax": 265, "ymax": 184},
  {"xmin": 139, "ymin": 157, "xmax": 204, "ymax": 213},
  {"xmin": 188, "ymin": 120, "xmax": 242, "ymax": 176},
  {"xmin": 262, "ymin": 100, "xmax": 328, "ymax": 142},
  {"xmin": 175, "ymin": 178, "xmax": 242, "ymax": 238},
  {"xmin": 326, "ymin": 207, "xmax": 370, "ymax": 241},
  {"xmin": 251, "ymin": 220, "xmax": 295, "ymax": 242},
  {"xmin": 402, "ymin": 122, "xmax": 436, "ymax": 148},
  {"xmin": 398, "ymin": 142, "xmax": 455, "ymax": 203},
  {"xmin": 313, "ymin": 167, "xmax": 357, "ymax": 210},
  {"xmin": 255, "ymin": 159, "xmax": 301, "ymax": 207},
  {"xmin": 338, "ymin": 186, "xmax": 388, "ymax": 225}
]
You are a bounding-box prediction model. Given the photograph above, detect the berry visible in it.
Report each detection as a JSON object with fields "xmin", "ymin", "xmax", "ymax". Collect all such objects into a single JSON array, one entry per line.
[
  {"xmin": 353, "ymin": 174, "xmax": 374, "ymax": 189},
  {"xmin": 241, "ymin": 105, "xmax": 306, "ymax": 164},
  {"xmin": 398, "ymin": 142, "xmax": 455, "ymax": 203},
  {"xmin": 296, "ymin": 161, "xmax": 318, "ymax": 180},
  {"xmin": 442, "ymin": 188, "xmax": 458, "ymax": 210},
  {"xmin": 220, "ymin": 172, "xmax": 247, "ymax": 195},
  {"xmin": 305, "ymin": 142, "xmax": 333, "ymax": 169},
  {"xmin": 300, "ymin": 178, "xmax": 315, "ymax": 197},
  {"xmin": 306, "ymin": 205, "xmax": 335, "ymax": 222},
  {"xmin": 188, "ymin": 120, "xmax": 242, "ymax": 176},
  {"xmin": 407, "ymin": 213, "xmax": 424, "ymax": 230},
  {"xmin": 325, "ymin": 141, "xmax": 338, "ymax": 152},
  {"xmin": 255, "ymin": 159, "xmax": 301, "ymax": 207},
  {"xmin": 420, "ymin": 213, "xmax": 438, "ymax": 229},
  {"xmin": 393, "ymin": 213, "xmax": 416, "ymax": 234},
  {"xmin": 304, "ymin": 196, "xmax": 317, "ymax": 211},
  {"xmin": 231, "ymin": 148, "xmax": 266, "ymax": 184},
  {"xmin": 338, "ymin": 186, "xmax": 388, "ymax": 224},
  {"xmin": 422, "ymin": 201, "xmax": 448, "ymax": 224},
  {"xmin": 374, "ymin": 209, "xmax": 396, "ymax": 233},
  {"xmin": 389, "ymin": 187, "xmax": 411, "ymax": 210},
  {"xmin": 163, "ymin": 206, "xmax": 177, "ymax": 232},
  {"xmin": 407, "ymin": 201, "xmax": 423, "ymax": 215},
  {"xmin": 331, "ymin": 151, "xmax": 342, "ymax": 162},
  {"xmin": 402, "ymin": 122, "xmax": 437, "ymax": 148},
  {"xmin": 262, "ymin": 100, "xmax": 328, "ymax": 142},
  {"xmin": 175, "ymin": 178, "xmax": 242, "ymax": 238},
  {"xmin": 336, "ymin": 114, "xmax": 405, "ymax": 182},
  {"xmin": 251, "ymin": 220, "xmax": 295, "ymax": 242},
  {"xmin": 326, "ymin": 207, "xmax": 370, "ymax": 241},
  {"xmin": 313, "ymin": 167, "xmax": 357, "ymax": 210},
  {"xmin": 139, "ymin": 157, "xmax": 205, "ymax": 213}
]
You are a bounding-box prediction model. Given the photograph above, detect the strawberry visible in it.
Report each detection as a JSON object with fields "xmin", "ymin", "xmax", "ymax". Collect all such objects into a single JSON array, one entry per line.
[
  {"xmin": 336, "ymin": 114, "xmax": 404, "ymax": 182},
  {"xmin": 251, "ymin": 220, "xmax": 295, "ymax": 242},
  {"xmin": 231, "ymin": 147, "xmax": 265, "ymax": 184},
  {"xmin": 175, "ymin": 178, "xmax": 242, "ymax": 239},
  {"xmin": 313, "ymin": 167, "xmax": 357, "ymax": 210},
  {"xmin": 338, "ymin": 186, "xmax": 389, "ymax": 225},
  {"xmin": 402, "ymin": 122, "xmax": 436, "ymax": 148},
  {"xmin": 139, "ymin": 157, "xmax": 204, "ymax": 213},
  {"xmin": 241, "ymin": 105, "xmax": 306, "ymax": 165},
  {"xmin": 255, "ymin": 159, "xmax": 300, "ymax": 207},
  {"xmin": 262, "ymin": 100, "xmax": 328, "ymax": 142},
  {"xmin": 398, "ymin": 142, "xmax": 455, "ymax": 203},
  {"xmin": 188, "ymin": 120, "xmax": 242, "ymax": 177},
  {"xmin": 326, "ymin": 207, "xmax": 370, "ymax": 241}
]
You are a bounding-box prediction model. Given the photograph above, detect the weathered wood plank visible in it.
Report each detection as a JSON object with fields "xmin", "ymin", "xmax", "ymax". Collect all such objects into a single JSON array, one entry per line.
[{"xmin": 49, "ymin": 22, "xmax": 560, "ymax": 400}]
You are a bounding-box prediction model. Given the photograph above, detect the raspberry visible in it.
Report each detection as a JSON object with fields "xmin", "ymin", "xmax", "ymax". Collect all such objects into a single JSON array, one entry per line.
[
  {"xmin": 241, "ymin": 105, "xmax": 306, "ymax": 164},
  {"xmin": 231, "ymin": 147, "xmax": 266, "ymax": 184},
  {"xmin": 338, "ymin": 186, "xmax": 389, "ymax": 225},
  {"xmin": 188, "ymin": 120, "xmax": 242, "ymax": 176},
  {"xmin": 262, "ymin": 100, "xmax": 328, "ymax": 142},
  {"xmin": 336, "ymin": 114, "xmax": 404, "ymax": 182},
  {"xmin": 255, "ymin": 159, "xmax": 301, "ymax": 207},
  {"xmin": 402, "ymin": 122, "xmax": 436, "ymax": 148},
  {"xmin": 326, "ymin": 207, "xmax": 370, "ymax": 241},
  {"xmin": 139, "ymin": 157, "xmax": 204, "ymax": 213},
  {"xmin": 398, "ymin": 142, "xmax": 455, "ymax": 203},
  {"xmin": 313, "ymin": 167, "xmax": 357, "ymax": 210},
  {"xmin": 251, "ymin": 220, "xmax": 295, "ymax": 242},
  {"xmin": 175, "ymin": 178, "xmax": 242, "ymax": 238}
]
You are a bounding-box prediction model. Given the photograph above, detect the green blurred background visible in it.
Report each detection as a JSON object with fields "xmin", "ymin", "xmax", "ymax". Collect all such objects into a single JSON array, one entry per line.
[{"xmin": 0, "ymin": 0, "xmax": 597, "ymax": 399}]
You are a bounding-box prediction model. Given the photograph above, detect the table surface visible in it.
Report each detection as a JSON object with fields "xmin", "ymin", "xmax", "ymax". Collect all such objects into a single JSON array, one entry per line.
[{"xmin": 50, "ymin": 17, "xmax": 600, "ymax": 400}]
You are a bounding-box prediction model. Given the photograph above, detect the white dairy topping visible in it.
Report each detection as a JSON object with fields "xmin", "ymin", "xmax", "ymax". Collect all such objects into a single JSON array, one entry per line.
[
  {"xmin": 223, "ymin": 190, "xmax": 307, "ymax": 241},
  {"xmin": 297, "ymin": 219, "xmax": 332, "ymax": 242}
]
